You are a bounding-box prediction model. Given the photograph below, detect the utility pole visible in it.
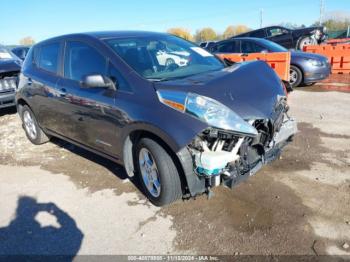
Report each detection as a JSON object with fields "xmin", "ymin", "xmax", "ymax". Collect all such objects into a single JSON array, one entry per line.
[
  {"xmin": 319, "ymin": 0, "xmax": 324, "ymax": 25},
  {"xmin": 260, "ymin": 8, "xmax": 264, "ymax": 28}
]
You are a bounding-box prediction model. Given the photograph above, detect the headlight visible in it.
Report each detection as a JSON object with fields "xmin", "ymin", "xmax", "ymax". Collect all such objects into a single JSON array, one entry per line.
[
  {"xmin": 308, "ymin": 59, "xmax": 323, "ymax": 66},
  {"xmin": 157, "ymin": 90, "xmax": 258, "ymax": 137}
]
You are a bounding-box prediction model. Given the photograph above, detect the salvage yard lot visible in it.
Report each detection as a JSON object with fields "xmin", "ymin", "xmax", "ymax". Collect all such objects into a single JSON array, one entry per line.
[{"xmin": 0, "ymin": 86, "xmax": 349, "ymax": 255}]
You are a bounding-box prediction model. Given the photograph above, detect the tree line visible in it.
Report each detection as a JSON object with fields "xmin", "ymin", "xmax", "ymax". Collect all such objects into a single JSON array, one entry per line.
[
  {"xmin": 17, "ymin": 16, "xmax": 350, "ymax": 45},
  {"xmin": 167, "ymin": 25, "xmax": 251, "ymax": 43}
]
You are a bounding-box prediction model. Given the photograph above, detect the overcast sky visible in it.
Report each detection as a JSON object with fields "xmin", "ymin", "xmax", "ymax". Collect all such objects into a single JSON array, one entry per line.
[{"xmin": 1, "ymin": 0, "xmax": 349, "ymax": 44}]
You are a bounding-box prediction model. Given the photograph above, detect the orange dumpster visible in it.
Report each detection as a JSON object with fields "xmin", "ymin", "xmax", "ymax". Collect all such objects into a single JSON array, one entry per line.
[
  {"xmin": 217, "ymin": 52, "xmax": 291, "ymax": 82},
  {"xmin": 304, "ymin": 44, "xmax": 350, "ymax": 74}
]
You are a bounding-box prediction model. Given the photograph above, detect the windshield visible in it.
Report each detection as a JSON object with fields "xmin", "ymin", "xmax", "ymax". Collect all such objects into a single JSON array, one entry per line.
[
  {"xmin": 0, "ymin": 47, "xmax": 15, "ymax": 60},
  {"xmin": 258, "ymin": 39, "xmax": 288, "ymax": 52},
  {"xmin": 105, "ymin": 35, "xmax": 224, "ymax": 81}
]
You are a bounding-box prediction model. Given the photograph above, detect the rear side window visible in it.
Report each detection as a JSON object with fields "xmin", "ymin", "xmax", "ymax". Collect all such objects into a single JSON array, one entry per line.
[
  {"xmin": 38, "ymin": 42, "xmax": 60, "ymax": 73},
  {"xmin": 64, "ymin": 41, "xmax": 107, "ymax": 81}
]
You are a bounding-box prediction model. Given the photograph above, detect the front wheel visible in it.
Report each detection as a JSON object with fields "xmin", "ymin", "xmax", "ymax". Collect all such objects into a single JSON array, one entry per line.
[
  {"xmin": 135, "ymin": 138, "xmax": 182, "ymax": 206},
  {"xmin": 289, "ymin": 65, "xmax": 303, "ymax": 88}
]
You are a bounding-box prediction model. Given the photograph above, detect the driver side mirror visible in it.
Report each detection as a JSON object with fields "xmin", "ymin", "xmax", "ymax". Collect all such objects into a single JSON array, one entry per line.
[{"xmin": 80, "ymin": 74, "xmax": 116, "ymax": 91}]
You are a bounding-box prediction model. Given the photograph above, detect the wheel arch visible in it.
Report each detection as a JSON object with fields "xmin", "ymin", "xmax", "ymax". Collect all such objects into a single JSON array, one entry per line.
[
  {"xmin": 16, "ymin": 98, "xmax": 30, "ymax": 118},
  {"xmin": 122, "ymin": 128, "xmax": 191, "ymax": 195}
]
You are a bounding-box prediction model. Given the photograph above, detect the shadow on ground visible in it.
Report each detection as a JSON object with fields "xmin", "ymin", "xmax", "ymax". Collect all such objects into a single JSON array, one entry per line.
[
  {"xmin": 0, "ymin": 196, "xmax": 83, "ymax": 260},
  {"xmin": 0, "ymin": 106, "xmax": 17, "ymax": 117}
]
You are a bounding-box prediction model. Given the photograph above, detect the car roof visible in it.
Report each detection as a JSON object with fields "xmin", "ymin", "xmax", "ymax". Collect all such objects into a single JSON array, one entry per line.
[
  {"xmin": 234, "ymin": 26, "xmax": 289, "ymax": 37},
  {"xmin": 37, "ymin": 31, "xmax": 169, "ymax": 45},
  {"xmin": 215, "ymin": 37, "xmax": 266, "ymax": 45}
]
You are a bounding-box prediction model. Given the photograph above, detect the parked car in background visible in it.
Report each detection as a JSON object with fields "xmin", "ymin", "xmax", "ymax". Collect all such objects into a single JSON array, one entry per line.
[
  {"xmin": 11, "ymin": 46, "xmax": 31, "ymax": 61},
  {"xmin": 16, "ymin": 31, "xmax": 297, "ymax": 206},
  {"xmin": 0, "ymin": 45, "xmax": 21, "ymax": 109},
  {"xmin": 199, "ymin": 41, "xmax": 216, "ymax": 50},
  {"xmin": 234, "ymin": 26, "xmax": 327, "ymax": 50},
  {"xmin": 211, "ymin": 37, "xmax": 331, "ymax": 88},
  {"xmin": 155, "ymin": 42, "xmax": 190, "ymax": 67}
]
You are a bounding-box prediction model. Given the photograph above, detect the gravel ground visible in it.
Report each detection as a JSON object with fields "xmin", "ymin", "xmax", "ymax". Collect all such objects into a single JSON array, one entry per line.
[{"xmin": 0, "ymin": 86, "xmax": 349, "ymax": 257}]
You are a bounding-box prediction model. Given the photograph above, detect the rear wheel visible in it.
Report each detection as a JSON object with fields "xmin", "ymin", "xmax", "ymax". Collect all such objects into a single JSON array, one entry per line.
[
  {"xmin": 289, "ymin": 65, "xmax": 303, "ymax": 88},
  {"xmin": 135, "ymin": 138, "xmax": 182, "ymax": 206},
  {"xmin": 21, "ymin": 105, "xmax": 49, "ymax": 145},
  {"xmin": 298, "ymin": 36, "xmax": 316, "ymax": 50}
]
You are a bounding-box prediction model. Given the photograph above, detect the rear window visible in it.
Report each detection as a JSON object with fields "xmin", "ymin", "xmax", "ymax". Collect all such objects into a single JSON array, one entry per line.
[{"xmin": 38, "ymin": 42, "xmax": 60, "ymax": 73}]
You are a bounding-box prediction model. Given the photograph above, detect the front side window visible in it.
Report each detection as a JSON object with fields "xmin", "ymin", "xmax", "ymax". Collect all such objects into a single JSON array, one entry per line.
[
  {"xmin": 38, "ymin": 42, "xmax": 60, "ymax": 73},
  {"xmin": 241, "ymin": 41, "xmax": 265, "ymax": 53},
  {"xmin": 64, "ymin": 41, "xmax": 107, "ymax": 81},
  {"xmin": 212, "ymin": 41, "xmax": 240, "ymax": 53},
  {"xmin": 108, "ymin": 63, "xmax": 132, "ymax": 92},
  {"xmin": 105, "ymin": 35, "xmax": 224, "ymax": 81},
  {"xmin": 267, "ymin": 27, "xmax": 284, "ymax": 37}
]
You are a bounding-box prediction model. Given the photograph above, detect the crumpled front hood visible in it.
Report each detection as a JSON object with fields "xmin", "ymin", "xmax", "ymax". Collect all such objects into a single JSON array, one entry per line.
[
  {"xmin": 0, "ymin": 59, "xmax": 21, "ymax": 74},
  {"xmin": 154, "ymin": 60, "xmax": 286, "ymax": 120}
]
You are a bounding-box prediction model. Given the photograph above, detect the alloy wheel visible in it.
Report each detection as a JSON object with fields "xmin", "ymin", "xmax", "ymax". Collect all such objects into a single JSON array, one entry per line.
[
  {"xmin": 289, "ymin": 68, "xmax": 298, "ymax": 86},
  {"xmin": 139, "ymin": 148, "xmax": 161, "ymax": 197},
  {"xmin": 23, "ymin": 111, "xmax": 37, "ymax": 140}
]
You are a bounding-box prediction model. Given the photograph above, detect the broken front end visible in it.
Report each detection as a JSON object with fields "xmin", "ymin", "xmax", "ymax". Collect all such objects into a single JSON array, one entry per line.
[
  {"xmin": 158, "ymin": 89, "xmax": 297, "ymax": 197},
  {"xmin": 188, "ymin": 103, "xmax": 297, "ymax": 193}
]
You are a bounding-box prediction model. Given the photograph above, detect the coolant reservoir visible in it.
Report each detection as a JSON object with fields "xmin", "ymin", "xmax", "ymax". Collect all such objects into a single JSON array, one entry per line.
[{"xmin": 195, "ymin": 151, "xmax": 237, "ymax": 176}]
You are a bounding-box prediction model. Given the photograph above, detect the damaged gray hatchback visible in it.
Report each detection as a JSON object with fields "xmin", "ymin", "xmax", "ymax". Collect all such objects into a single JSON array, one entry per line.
[{"xmin": 16, "ymin": 31, "xmax": 297, "ymax": 206}]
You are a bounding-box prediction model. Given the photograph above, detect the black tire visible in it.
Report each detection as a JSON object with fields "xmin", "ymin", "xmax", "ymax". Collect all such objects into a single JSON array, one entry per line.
[
  {"xmin": 21, "ymin": 105, "xmax": 49, "ymax": 145},
  {"xmin": 304, "ymin": 82, "xmax": 316, "ymax": 86},
  {"xmin": 289, "ymin": 65, "xmax": 303, "ymax": 88},
  {"xmin": 135, "ymin": 137, "xmax": 182, "ymax": 206}
]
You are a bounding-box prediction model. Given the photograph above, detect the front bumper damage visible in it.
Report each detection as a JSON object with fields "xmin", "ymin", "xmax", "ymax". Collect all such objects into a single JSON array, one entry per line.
[
  {"xmin": 179, "ymin": 101, "xmax": 298, "ymax": 197},
  {"xmin": 0, "ymin": 76, "xmax": 17, "ymax": 109},
  {"xmin": 222, "ymin": 117, "xmax": 297, "ymax": 189}
]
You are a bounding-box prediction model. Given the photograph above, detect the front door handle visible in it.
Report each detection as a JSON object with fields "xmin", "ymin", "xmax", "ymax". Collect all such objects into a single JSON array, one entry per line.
[{"xmin": 27, "ymin": 78, "xmax": 33, "ymax": 86}]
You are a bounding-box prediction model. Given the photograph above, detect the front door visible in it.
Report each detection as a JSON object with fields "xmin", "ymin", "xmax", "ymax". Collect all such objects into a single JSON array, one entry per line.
[
  {"xmin": 266, "ymin": 27, "xmax": 293, "ymax": 49},
  {"xmin": 57, "ymin": 40, "xmax": 118, "ymax": 156}
]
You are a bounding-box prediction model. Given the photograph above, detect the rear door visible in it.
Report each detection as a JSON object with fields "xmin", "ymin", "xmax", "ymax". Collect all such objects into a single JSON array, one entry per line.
[{"xmin": 30, "ymin": 41, "xmax": 64, "ymax": 131}]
